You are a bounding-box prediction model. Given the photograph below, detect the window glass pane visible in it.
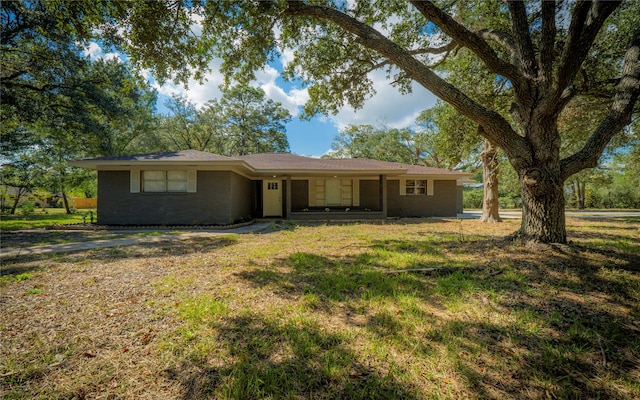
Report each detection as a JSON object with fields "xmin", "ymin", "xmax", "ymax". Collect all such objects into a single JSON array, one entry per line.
[
  {"xmin": 405, "ymin": 179, "xmax": 427, "ymax": 195},
  {"xmin": 143, "ymin": 171, "xmax": 165, "ymax": 192},
  {"xmin": 168, "ymin": 181, "xmax": 188, "ymax": 192},
  {"xmin": 167, "ymin": 170, "xmax": 187, "ymax": 181},
  {"xmin": 144, "ymin": 171, "xmax": 165, "ymax": 180},
  {"xmin": 405, "ymin": 179, "xmax": 414, "ymax": 195},
  {"xmin": 144, "ymin": 180, "xmax": 166, "ymax": 192},
  {"xmin": 167, "ymin": 170, "xmax": 188, "ymax": 192}
]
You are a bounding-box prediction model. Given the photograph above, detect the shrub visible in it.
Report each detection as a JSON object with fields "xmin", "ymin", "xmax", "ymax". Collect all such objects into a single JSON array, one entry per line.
[
  {"xmin": 19, "ymin": 201, "xmax": 36, "ymax": 215},
  {"xmin": 463, "ymin": 188, "xmax": 483, "ymax": 209}
]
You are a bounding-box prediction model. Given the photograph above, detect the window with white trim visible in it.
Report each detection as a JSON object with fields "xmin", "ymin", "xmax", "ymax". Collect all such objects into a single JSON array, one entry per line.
[
  {"xmin": 405, "ymin": 179, "xmax": 427, "ymax": 195},
  {"xmin": 400, "ymin": 179, "xmax": 434, "ymax": 196},
  {"xmin": 142, "ymin": 170, "xmax": 188, "ymax": 192}
]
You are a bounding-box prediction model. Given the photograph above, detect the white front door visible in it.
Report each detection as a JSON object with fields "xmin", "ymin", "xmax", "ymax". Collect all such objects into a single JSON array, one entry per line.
[{"xmin": 263, "ymin": 180, "xmax": 282, "ymax": 217}]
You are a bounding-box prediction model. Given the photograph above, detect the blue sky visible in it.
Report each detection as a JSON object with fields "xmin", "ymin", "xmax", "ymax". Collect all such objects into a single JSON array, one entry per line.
[{"xmin": 86, "ymin": 42, "xmax": 438, "ymax": 158}]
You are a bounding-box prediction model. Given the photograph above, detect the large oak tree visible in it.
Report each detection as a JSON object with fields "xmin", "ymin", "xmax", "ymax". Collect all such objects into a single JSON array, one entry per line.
[{"xmin": 13, "ymin": 0, "xmax": 640, "ymax": 242}]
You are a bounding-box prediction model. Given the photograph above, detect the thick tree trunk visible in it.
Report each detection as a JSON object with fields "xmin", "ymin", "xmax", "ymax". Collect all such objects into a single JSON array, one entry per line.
[
  {"xmin": 480, "ymin": 138, "xmax": 502, "ymax": 223},
  {"xmin": 519, "ymin": 168, "xmax": 567, "ymax": 243}
]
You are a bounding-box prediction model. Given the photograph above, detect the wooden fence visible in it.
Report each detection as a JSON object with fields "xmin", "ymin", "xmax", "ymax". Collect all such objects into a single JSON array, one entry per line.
[{"xmin": 71, "ymin": 198, "xmax": 97, "ymax": 209}]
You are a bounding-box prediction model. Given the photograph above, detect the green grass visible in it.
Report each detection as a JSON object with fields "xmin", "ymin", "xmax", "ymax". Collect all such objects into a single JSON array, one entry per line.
[
  {"xmin": 0, "ymin": 272, "xmax": 33, "ymax": 287},
  {"xmin": 1, "ymin": 218, "xmax": 639, "ymax": 399},
  {"xmin": 0, "ymin": 208, "xmax": 95, "ymax": 231}
]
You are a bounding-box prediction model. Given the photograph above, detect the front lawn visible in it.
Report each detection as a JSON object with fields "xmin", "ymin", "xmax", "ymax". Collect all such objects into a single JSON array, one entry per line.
[
  {"xmin": 0, "ymin": 208, "xmax": 96, "ymax": 231},
  {"xmin": 1, "ymin": 218, "xmax": 639, "ymax": 399}
]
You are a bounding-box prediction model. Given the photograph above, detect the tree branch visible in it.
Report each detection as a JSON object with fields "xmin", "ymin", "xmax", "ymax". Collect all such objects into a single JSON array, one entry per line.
[
  {"xmin": 506, "ymin": 0, "xmax": 538, "ymax": 78},
  {"xmin": 284, "ymin": 1, "xmax": 531, "ymax": 169},
  {"xmin": 409, "ymin": 0, "xmax": 527, "ymax": 95},
  {"xmin": 477, "ymin": 29, "xmax": 518, "ymax": 64},
  {"xmin": 368, "ymin": 41, "xmax": 458, "ymax": 72},
  {"xmin": 540, "ymin": 0, "xmax": 556, "ymax": 87},
  {"xmin": 561, "ymin": 26, "xmax": 640, "ymax": 180},
  {"xmin": 543, "ymin": 0, "xmax": 621, "ymax": 116}
]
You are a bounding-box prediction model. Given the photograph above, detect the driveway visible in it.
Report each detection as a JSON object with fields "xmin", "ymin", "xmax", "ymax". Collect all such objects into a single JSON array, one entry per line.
[
  {"xmin": 458, "ymin": 210, "xmax": 640, "ymax": 219},
  {"xmin": 0, "ymin": 222, "xmax": 272, "ymax": 259}
]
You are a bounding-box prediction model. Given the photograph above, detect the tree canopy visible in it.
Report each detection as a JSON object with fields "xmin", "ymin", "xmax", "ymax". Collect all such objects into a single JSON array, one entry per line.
[
  {"xmin": 1, "ymin": 0, "xmax": 157, "ymax": 157},
  {"xmin": 3, "ymin": 1, "xmax": 639, "ymax": 242},
  {"xmin": 1, "ymin": 0, "xmax": 157, "ymax": 213},
  {"xmin": 157, "ymin": 84, "xmax": 291, "ymax": 155}
]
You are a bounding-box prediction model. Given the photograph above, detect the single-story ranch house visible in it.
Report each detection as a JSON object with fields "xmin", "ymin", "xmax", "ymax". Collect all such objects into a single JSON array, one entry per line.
[{"xmin": 70, "ymin": 150, "xmax": 473, "ymax": 226}]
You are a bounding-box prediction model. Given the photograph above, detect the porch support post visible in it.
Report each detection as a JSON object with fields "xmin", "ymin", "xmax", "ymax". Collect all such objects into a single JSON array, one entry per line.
[
  {"xmin": 285, "ymin": 175, "xmax": 292, "ymax": 219},
  {"xmin": 381, "ymin": 174, "xmax": 388, "ymax": 218}
]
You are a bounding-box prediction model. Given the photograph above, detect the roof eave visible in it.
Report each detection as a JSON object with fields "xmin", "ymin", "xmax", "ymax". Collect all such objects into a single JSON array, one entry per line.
[
  {"xmin": 254, "ymin": 168, "xmax": 408, "ymax": 176},
  {"xmin": 68, "ymin": 159, "xmax": 256, "ymax": 172}
]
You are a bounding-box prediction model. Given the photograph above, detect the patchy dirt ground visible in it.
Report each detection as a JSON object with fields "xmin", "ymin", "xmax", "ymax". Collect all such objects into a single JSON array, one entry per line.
[{"xmin": 1, "ymin": 218, "xmax": 639, "ymax": 399}]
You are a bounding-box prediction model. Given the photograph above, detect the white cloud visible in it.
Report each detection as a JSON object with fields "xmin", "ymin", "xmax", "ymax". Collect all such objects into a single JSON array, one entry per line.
[
  {"xmin": 152, "ymin": 55, "xmax": 434, "ymax": 131},
  {"xmin": 252, "ymin": 65, "xmax": 309, "ymax": 116},
  {"xmin": 189, "ymin": 13, "xmax": 204, "ymax": 37},
  {"xmin": 83, "ymin": 42, "xmax": 123, "ymax": 63},
  {"xmin": 330, "ymin": 68, "xmax": 437, "ymax": 131},
  {"xmin": 155, "ymin": 61, "xmax": 308, "ymax": 116},
  {"xmin": 151, "ymin": 59, "xmax": 225, "ymax": 111},
  {"xmin": 280, "ymin": 48, "xmax": 296, "ymax": 66},
  {"xmin": 83, "ymin": 42, "xmax": 102, "ymax": 59},
  {"xmin": 103, "ymin": 52, "xmax": 122, "ymax": 63}
]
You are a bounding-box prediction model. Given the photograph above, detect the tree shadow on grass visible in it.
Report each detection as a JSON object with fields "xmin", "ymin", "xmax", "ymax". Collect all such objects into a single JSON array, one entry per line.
[
  {"xmin": 234, "ymin": 234, "xmax": 640, "ymax": 399},
  {"xmin": 0, "ymin": 236, "xmax": 240, "ymax": 276},
  {"xmin": 165, "ymin": 312, "xmax": 419, "ymax": 400}
]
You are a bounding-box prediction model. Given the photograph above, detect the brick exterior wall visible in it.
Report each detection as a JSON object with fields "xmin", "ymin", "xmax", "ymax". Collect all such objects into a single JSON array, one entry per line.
[
  {"xmin": 387, "ymin": 180, "xmax": 458, "ymax": 217},
  {"xmin": 97, "ymin": 170, "xmax": 251, "ymax": 225}
]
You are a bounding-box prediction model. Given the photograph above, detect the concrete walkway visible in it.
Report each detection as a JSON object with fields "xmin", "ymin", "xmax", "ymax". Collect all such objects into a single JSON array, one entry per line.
[{"xmin": 0, "ymin": 222, "xmax": 272, "ymax": 259}]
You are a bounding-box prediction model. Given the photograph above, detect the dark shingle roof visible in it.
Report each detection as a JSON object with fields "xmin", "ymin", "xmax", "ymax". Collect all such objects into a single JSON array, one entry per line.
[
  {"xmin": 238, "ymin": 153, "xmax": 392, "ymax": 170},
  {"xmin": 71, "ymin": 150, "xmax": 470, "ymax": 177},
  {"xmin": 238, "ymin": 153, "xmax": 465, "ymax": 175},
  {"xmin": 85, "ymin": 150, "xmax": 235, "ymax": 162}
]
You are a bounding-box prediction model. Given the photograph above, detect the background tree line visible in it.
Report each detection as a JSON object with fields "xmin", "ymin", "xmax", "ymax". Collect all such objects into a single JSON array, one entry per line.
[
  {"xmin": 1, "ymin": 1, "xmax": 291, "ymax": 214},
  {"xmin": 2, "ymin": 0, "xmax": 638, "ymax": 237}
]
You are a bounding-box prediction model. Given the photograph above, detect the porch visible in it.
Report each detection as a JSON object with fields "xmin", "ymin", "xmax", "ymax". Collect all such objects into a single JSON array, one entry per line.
[{"xmin": 289, "ymin": 206, "xmax": 386, "ymax": 220}]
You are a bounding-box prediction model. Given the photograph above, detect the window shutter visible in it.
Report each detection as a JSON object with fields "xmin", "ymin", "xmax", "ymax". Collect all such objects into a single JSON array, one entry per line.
[
  {"xmin": 316, "ymin": 179, "xmax": 325, "ymax": 206},
  {"xmin": 352, "ymin": 179, "xmax": 360, "ymax": 206},
  {"xmin": 399, "ymin": 178, "xmax": 407, "ymax": 196},
  {"xmin": 427, "ymin": 179, "xmax": 434, "ymax": 196},
  {"xmin": 130, "ymin": 170, "xmax": 140, "ymax": 193},
  {"xmin": 187, "ymin": 170, "xmax": 197, "ymax": 193},
  {"xmin": 308, "ymin": 179, "xmax": 316, "ymax": 207}
]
